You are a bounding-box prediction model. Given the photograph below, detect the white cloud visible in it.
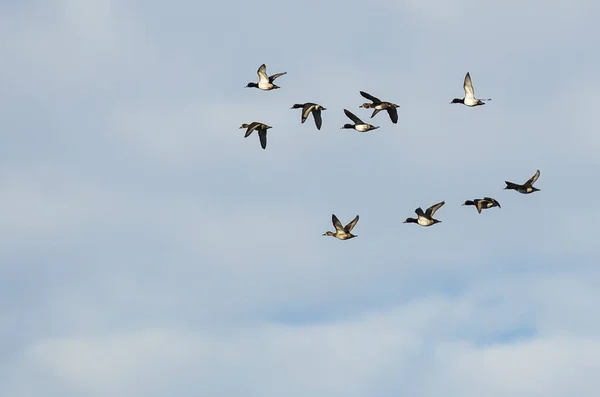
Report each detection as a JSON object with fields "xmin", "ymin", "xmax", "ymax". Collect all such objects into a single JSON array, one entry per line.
[
  {"xmin": 1, "ymin": 1, "xmax": 599, "ymax": 396},
  {"xmin": 429, "ymin": 337, "xmax": 600, "ymax": 397},
  {"xmin": 4, "ymin": 280, "xmax": 600, "ymax": 397}
]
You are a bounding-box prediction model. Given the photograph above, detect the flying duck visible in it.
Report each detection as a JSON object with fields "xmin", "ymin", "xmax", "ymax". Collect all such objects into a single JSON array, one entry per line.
[
  {"xmin": 323, "ymin": 214, "xmax": 359, "ymax": 240},
  {"xmin": 341, "ymin": 109, "xmax": 379, "ymax": 132},
  {"xmin": 462, "ymin": 197, "xmax": 501, "ymax": 213},
  {"xmin": 245, "ymin": 64, "xmax": 287, "ymax": 90},
  {"xmin": 403, "ymin": 201, "xmax": 445, "ymax": 226},
  {"xmin": 359, "ymin": 91, "xmax": 400, "ymax": 123},
  {"xmin": 290, "ymin": 103, "xmax": 326, "ymax": 130},
  {"xmin": 239, "ymin": 122, "xmax": 272, "ymax": 149},
  {"xmin": 504, "ymin": 169, "xmax": 541, "ymax": 194},
  {"xmin": 450, "ymin": 72, "xmax": 491, "ymax": 107}
]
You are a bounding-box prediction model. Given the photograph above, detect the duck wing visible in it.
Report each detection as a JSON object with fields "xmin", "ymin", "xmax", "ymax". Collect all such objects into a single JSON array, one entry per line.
[
  {"xmin": 463, "ymin": 72, "xmax": 475, "ymax": 100},
  {"xmin": 525, "ymin": 169, "xmax": 540, "ymax": 186},
  {"xmin": 332, "ymin": 214, "xmax": 344, "ymax": 232},
  {"xmin": 344, "ymin": 215, "xmax": 360, "ymax": 232},
  {"xmin": 370, "ymin": 109, "xmax": 382, "ymax": 118},
  {"xmin": 344, "ymin": 109, "xmax": 364, "ymax": 124},
  {"xmin": 425, "ymin": 201, "xmax": 445, "ymax": 217},
  {"xmin": 300, "ymin": 103, "xmax": 314, "ymax": 123},
  {"xmin": 386, "ymin": 107, "xmax": 398, "ymax": 124},
  {"xmin": 475, "ymin": 200, "xmax": 483, "ymax": 213},
  {"xmin": 415, "ymin": 207, "xmax": 425, "ymax": 217},
  {"xmin": 257, "ymin": 64, "xmax": 269, "ymax": 84},
  {"xmin": 244, "ymin": 122, "xmax": 260, "ymax": 137},
  {"xmin": 483, "ymin": 197, "xmax": 501, "ymax": 208},
  {"xmin": 258, "ymin": 129, "xmax": 267, "ymax": 149},
  {"xmin": 359, "ymin": 91, "xmax": 381, "ymax": 104},
  {"xmin": 312, "ymin": 108, "xmax": 323, "ymax": 130},
  {"xmin": 269, "ymin": 72, "xmax": 287, "ymax": 82}
]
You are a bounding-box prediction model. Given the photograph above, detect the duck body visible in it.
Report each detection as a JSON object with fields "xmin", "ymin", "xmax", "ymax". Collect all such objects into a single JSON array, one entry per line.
[
  {"xmin": 323, "ymin": 214, "xmax": 359, "ymax": 240},
  {"xmin": 403, "ymin": 201, "xmax": 445, "ymax": 227},
  {"xmin": 504, "ymin": 169, "xmax": 541, "ymax": 194},
  {"xmin": 341, "ymin": 109, "xmax": 379, "ymax": 132},
  {"xmin": 451, "ymin": 72, "xmax": 490, "ymax": 107},
  {"xmin": 359, "ymin": 91, "xmax": 400, "ymax": 123},
  {"xmin": 291, "ymin": 102, "xmax": 326, "ymax": 130},
  {"xmin": 239, "ymin": 122, "xmax": 272, "ymax": 149},
  {"xmin": 246, "ymin": 63, "xmax": 287, "ymax": 91},
  {"xmin": 462, "ymin": 197, "xmax": 501, "ymax": 213}
]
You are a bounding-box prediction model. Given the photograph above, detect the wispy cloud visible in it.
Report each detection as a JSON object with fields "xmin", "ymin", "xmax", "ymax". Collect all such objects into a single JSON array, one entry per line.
[{"xmin": 1, "ymin": 0, "xmax": 599, "ymax": 396}]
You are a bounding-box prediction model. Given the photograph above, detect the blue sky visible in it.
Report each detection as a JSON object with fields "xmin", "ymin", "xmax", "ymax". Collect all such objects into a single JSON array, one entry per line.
[{"xmin": 1, "ymin": 0, "xmax": 600, "ymax": 396}]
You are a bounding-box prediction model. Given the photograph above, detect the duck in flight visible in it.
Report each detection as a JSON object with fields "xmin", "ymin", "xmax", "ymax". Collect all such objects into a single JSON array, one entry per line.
[
  {"xmin": 245, "ymin": 64, "xmax": 287, "ymax": 91},
  {"xmin": 290, "ymin": 103, "xmax": 326, "ymax": 130},
  {"xmin": 450, "ymin": 72, "xmax": 491, "ymax": 107},
  {"xmin": 341, "ymin": 109, "xmax": 379, "ymax": 132},
  {"xmin": 462, "ymin": 197, "xmax": 501, "ymax": 213},
  {"xmin": 403, "ymin": 201, "xmax": 445, "ymax": 227},
  {"xmin": 239, "ymin": 122, "xmax": 272, "ymax": 149},
  {"xmin": 504, "ymin": 169, "xmax": 541, "ymax": 194},
  {"xmin": 323, "ymin": 214, "xmax": 360, "ymax": 240},
  {"xmin": 359, "ymin": 91, "xmax": 400, "ymax": 124}
]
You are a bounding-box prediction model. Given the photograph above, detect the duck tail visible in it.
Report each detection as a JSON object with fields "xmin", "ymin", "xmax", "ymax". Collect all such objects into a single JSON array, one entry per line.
[{"xmin": 504, "ymin": 181, "xmax": 518, "ymax": 190}]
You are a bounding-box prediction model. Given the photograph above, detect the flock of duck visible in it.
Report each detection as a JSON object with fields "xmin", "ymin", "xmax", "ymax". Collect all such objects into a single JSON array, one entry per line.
[{"xmin": 241, "ymin": 63, "xmax": 542, "ymax": 240}]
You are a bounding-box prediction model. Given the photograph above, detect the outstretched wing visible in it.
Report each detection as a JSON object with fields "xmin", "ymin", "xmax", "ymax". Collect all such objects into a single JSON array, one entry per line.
[
  {"xmin": 257, "ymin": 64, "xmax": 269, "ymax": 84},
  {"xmin": 269, "ymin": 72, "xmax": 287, "ymax": 82},
  {"xmin": 415, "ymin": 207, "xmax": 425, "ymax": 216},
  {"xmin": 359, "ymin": 91, "xmax": 381, "ymax": 104},
  {"xmin": 387, "ymin": 107, "xmax": 398, "ymax": 124},
  {"xmin": 463, "ymin": 72, "xmax": 475, "ymax": 100},
  {"xmin": 344, "ymin": 109, "xmax": 364, "ymax": 124},
  {"xmin": 258, "ymin": 129, "xmax": 267, "ymax": 149},
  {"xmin": 312, "ymin": 109, "xmax": 323, "ymax": 130},
  {"xmin": 525, "ymin": 169, "xmax": 540, "ymax": 186},
  {"xmin": 301, "ymin": 103, "xmax": 315, "ymax": 124},
  {"xmin": 483, "ymin": 197, "xmax": 500, "ymax": 206},
  {"xmin": 344, "ymin": 215, "xmax": 360, "ymax": 232},
  {"xmin": 244, "ymin": 122, "xmax": 259, "ymax": 137},
  {"xmin": 332, "ymin": 214, "xmax": 344, "ymax": 232},
  {"xmin": 426, "ymin": 201, "xmax": 445, "ymax": 217}
]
